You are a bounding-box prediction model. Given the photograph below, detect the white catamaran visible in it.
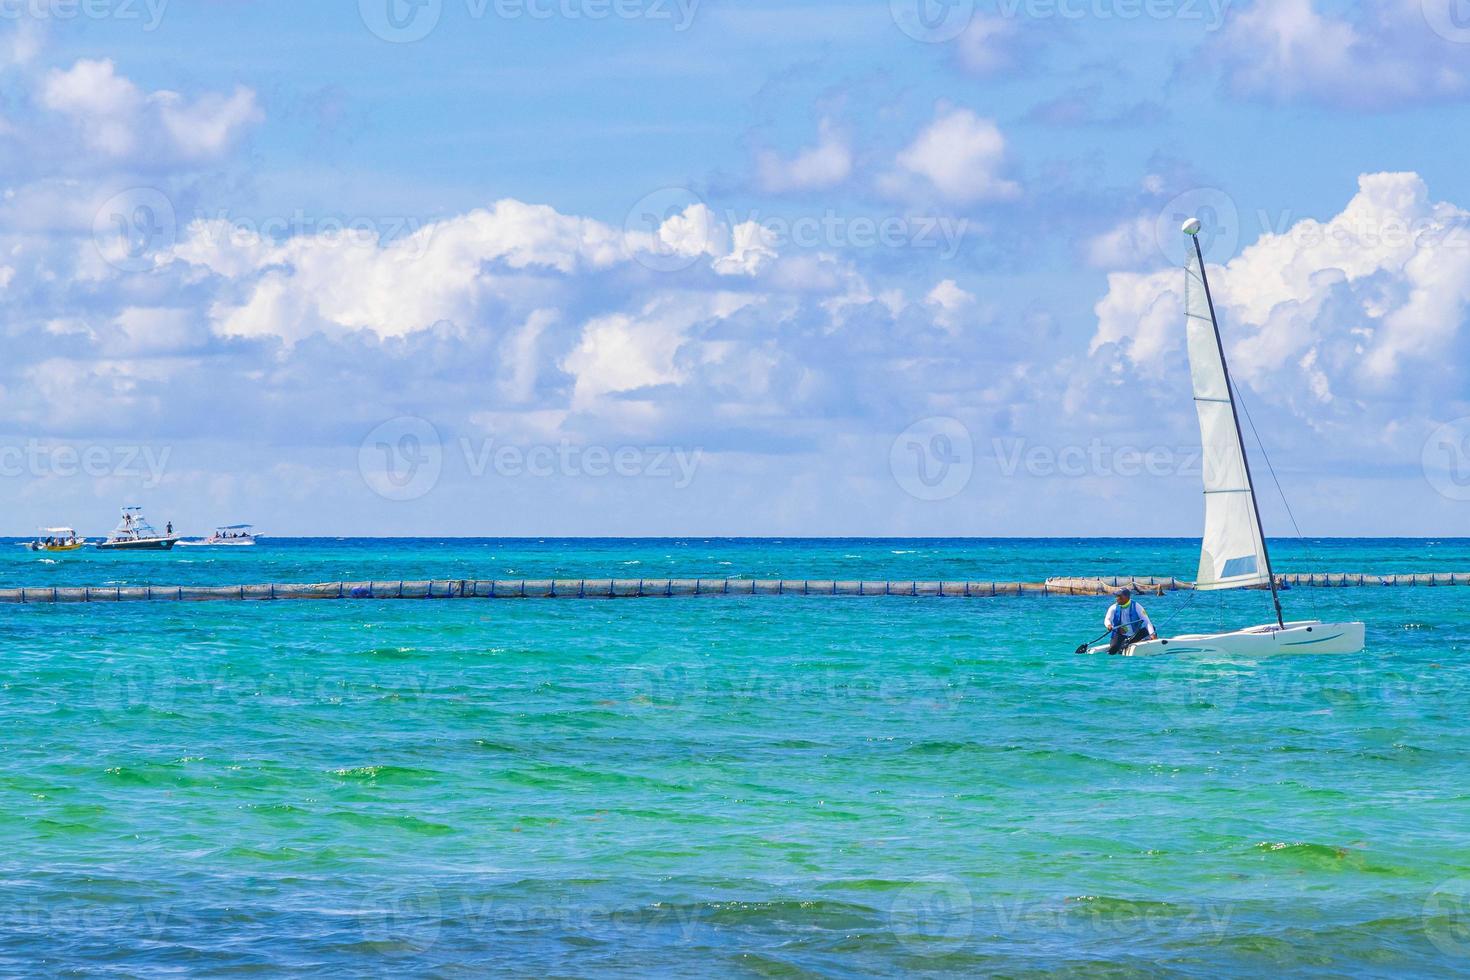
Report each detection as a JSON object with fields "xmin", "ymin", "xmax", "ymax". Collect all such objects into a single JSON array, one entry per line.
[{"xmin": 1090, "ymin": 219, "xmax": 1365, "ymax": 657}]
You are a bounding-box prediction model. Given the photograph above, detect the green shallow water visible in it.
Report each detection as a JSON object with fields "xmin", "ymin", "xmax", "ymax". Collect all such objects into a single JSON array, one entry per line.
[{"xmin": 2, "ymin": 539, "xmax": 1470, "ymax": 975}]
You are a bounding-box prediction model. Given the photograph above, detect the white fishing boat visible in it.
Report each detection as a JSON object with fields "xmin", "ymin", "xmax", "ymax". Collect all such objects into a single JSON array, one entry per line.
[
  {"xmin": 95, "ymin": 507, "xmax": 179, "ymax": 551},
  {"xmin": 1087, "ymin": 219, "xmax": 1364, "ymax": 658},
  {"xmin": 179, "ymin": 524, "xmax": 259, "ymax": 547},
  {"xmin": 23, "ymin": 527, "xmax": 87, "ymax": 553}
]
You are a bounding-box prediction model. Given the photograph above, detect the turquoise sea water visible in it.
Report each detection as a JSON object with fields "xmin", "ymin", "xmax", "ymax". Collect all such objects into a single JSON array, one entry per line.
[{"xmin": 3, "ymin": 538, "xmax": 1470, "ymax": 976}]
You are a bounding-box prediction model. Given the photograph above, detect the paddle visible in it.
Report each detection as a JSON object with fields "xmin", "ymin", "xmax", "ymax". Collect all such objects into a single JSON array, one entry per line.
[{"xmin": 1074, "ymin": 630, "xmax": 1113, "ymax": 655}]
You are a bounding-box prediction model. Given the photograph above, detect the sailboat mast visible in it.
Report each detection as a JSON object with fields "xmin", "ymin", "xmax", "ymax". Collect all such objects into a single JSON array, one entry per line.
[{"xmin": 1190, "ymin": 234, "xmax": 1286, "ymax": 629}]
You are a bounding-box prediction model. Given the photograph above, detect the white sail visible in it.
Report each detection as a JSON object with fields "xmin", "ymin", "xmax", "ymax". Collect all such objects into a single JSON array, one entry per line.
[{"xmin": 1184, "ymin": 245, "xmax": 1272, "ymax": 591}]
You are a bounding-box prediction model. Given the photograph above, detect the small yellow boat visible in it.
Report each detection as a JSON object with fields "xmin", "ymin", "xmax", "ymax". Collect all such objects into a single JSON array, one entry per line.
[{"xmin": 25, "ymin": 527, "xmax": 87, "ymax": 553}]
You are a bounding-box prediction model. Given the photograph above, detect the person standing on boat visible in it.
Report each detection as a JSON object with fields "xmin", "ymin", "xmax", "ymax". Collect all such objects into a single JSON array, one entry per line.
[{"xmin": 1104, "ymin": 588, "xmax": 1155, "ymax": 654}]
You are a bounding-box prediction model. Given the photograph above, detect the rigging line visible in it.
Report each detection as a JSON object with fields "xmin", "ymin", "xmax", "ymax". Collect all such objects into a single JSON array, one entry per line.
[
  {"xmin": 1153, "ymin": 583, "xmax": 1201, "ymax": 634},
  {"xmin": 1231, "ymin": 378, "xmax": 1305, "ymax": 541},
  {"xmin": 1230, "ymin": 379, "xmax": 1323, "ymax": 619}
]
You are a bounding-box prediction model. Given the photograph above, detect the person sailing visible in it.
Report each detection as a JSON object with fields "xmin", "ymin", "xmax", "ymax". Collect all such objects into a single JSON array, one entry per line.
[{"xmin": 1104, "ymin": 588, "xmax": 1155, "ymax": 654}]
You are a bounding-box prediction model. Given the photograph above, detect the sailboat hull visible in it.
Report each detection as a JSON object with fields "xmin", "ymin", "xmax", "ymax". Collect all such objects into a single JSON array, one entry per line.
[{"xmin": 1094, "ymin": 621, "xmax": 1365, "ymax": 658}]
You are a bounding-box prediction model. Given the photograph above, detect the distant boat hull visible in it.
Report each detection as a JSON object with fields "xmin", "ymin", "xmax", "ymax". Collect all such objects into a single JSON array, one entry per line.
[
  {"xmin": 1088, "ymin": 621, "xmax": 1366, "ymax": 658},
  {"xmin": 96, "ymin": 538, "xmax": 178, "ymax": 552},
  {"xmin": 24, "ymin": 542, "xmax": 86, "ymax": 553},
  {"xmin": 177, "ymin": 537, "xmax": 258, "ymax": 547}
]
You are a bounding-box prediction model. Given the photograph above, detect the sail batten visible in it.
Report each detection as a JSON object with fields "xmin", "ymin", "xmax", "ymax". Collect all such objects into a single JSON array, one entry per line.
[{"xmin": 1184, "ymin": 244, "xmax": 1274, "ymax": 593}]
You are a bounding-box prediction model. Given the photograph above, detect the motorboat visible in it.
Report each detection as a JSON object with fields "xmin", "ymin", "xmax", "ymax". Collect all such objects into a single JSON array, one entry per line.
[
  {"xmin": 179, "ymin": 524, "xmax": 260, "ymax": 547},
  {"xmin": 24, "ymin": 527, "xmax": 87, "ymax": 553},
  {"xmin": 95, "ymin": 507, "xmax": 179, "ymax": 551}
]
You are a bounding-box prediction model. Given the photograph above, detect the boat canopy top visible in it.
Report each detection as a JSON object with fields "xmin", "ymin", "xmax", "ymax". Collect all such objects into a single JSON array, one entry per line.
[
  {"xmin": 112, "ymin": 511, "xmax": 160, "ymax": 536},
  {"xmin": 39, "ymin": 527, "xmax": 77, "ymax": 535},
  {"xmin": 216, "ymin": 524, "xmax": 254, "ymax": 531}
]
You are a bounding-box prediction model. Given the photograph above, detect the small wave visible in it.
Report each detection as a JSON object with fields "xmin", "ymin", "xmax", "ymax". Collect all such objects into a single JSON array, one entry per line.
[
  {"xmin": 329, "ymin": 765, "xmax": 439, "ymax": 784},
  {"xmin": 364, "ymin": 646, "xmax": 417, "ymax": 659},
  {"xmin": 1251, "ymin": 841, "xmax": 1354, "ymax": 866},
  {"xmin": 1255, "ymin": 841, "xmax": 1346, "ymax": 855}
]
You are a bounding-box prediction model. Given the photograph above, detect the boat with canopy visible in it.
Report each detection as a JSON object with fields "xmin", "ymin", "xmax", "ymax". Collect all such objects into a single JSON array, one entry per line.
[
  {"xmin": 23, "ymin": 527, "xmax": 86, "ymax": 552},
  {"xmin": 1087, "ymin": 219, "xmax": 1365, "ymax": 657},
  {"xmin": 178, "ymin": 524, "xmax": 259, "ymax": 547},
  {"xmin": 95, "ymin": 507, "xmax": 179, "ymax": 551}
]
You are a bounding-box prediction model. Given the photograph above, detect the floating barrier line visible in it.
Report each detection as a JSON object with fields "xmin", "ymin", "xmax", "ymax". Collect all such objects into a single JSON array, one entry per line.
[{"xmin": 0, "ymin": 573, "xmax": 1467, "ymax": 605}]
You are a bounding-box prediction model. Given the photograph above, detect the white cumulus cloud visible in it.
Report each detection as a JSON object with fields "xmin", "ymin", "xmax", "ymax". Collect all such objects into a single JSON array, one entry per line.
[
  {"xmin": 755, "ymin": 119, "xmax": 852, "ymax": 193},
  {"xmin": 40, "ymin": 58, "xmax": 262, "ymax": 162},
  {"xmin": 1090, "ymin": 172, "xmax": 1470, "ymax": 420},
  {"xmin": 1215, "ymin": 0, "xmax": 1470, "ymax": 109},
  {"xmin": 886, "ymin": 106, "xmax": 1020, "ymax": 204}
]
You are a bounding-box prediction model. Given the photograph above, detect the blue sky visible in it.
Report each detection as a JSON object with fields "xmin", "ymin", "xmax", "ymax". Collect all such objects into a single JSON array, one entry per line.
[{"xmin": 3, "ymin": 0, "xmax": 1470, "ymax": 536}]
